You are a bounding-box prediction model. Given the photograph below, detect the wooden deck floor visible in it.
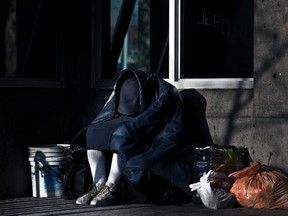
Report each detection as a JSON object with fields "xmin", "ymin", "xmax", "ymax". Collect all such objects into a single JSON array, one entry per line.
[{"xmin": 1, "ymin": 197, "xmax": 288, "ymax": 216}]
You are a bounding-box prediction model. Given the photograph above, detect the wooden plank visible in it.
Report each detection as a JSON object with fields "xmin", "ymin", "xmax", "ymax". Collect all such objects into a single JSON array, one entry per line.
[{"xmin": 1, "ymin": 197, "xmax": 288, "ymax": 216}]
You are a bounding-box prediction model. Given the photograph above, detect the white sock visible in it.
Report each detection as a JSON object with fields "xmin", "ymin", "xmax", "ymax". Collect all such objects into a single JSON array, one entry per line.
[
  {"xmin": 106, "ymin": 153, "xmax": 124, "ymax": 187},
  {"xmin": 87, "ymin": 149, "xmax": 107, "ymax": 185}
]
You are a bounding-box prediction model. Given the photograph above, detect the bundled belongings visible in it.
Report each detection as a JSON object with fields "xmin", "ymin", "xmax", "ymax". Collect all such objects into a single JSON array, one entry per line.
[
  {"xmin": 193, "ymin": 145, "xmax": 250, "ymax": 182},
  {"xmin": 229, "ymin": 162, "xmax": 288, "ymax": 209},
  {"xmin": 189, "ymin": 170, "xmax": 235, "ymax": 210},
  {"xmin": 190, "ymin": 145, "xmax": 250, "ymax": 209},
  {"xmin": 62, "ymin": 143, "xmax": 92, "ymax": 200}
]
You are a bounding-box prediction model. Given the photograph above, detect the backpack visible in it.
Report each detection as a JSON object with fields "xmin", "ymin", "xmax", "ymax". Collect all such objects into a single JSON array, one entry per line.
[{"xmin": 61, "ymin": 144, "xmax": 92, "ymax": 200}]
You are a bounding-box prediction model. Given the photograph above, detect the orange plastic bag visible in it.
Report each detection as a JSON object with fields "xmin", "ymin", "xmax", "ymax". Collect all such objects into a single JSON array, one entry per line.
[{"xmin": 229, "ymin": 162, "xmax": 288, "ymax": 209}]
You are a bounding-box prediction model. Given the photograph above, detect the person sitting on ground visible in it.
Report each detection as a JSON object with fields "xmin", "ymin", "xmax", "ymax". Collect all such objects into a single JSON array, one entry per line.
[
  {"xmin": 76, "ymin": 74, "xmax": 140, "ymax": 206},
  {"xmin": 72, "ymin": 68, "xmax": 197, "ymax": 206}
]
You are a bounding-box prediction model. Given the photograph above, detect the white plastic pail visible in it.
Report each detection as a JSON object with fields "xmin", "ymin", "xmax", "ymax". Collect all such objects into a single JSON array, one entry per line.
[{"xmin": 28, "ymin": 144, "xmax": 70, "ymax": 197}]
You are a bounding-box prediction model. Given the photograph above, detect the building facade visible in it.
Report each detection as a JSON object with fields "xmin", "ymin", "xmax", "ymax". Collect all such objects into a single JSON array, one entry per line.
[{"xmin": 0, "ymin": 0, "xmax": 287, "ymax": 199}]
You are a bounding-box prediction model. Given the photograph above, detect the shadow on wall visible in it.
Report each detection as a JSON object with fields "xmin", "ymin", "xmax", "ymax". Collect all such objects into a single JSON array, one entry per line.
[
  {"xmin": 0, "ymin": 129, "xmax": 31, "ymax": 200},
  {"xmin": 180, "ymin": 89, "xmax": 214, "ymax": 147},
  {"xmin": 214, "ymin": 2, "xmax": 288, "ymax": 165}
]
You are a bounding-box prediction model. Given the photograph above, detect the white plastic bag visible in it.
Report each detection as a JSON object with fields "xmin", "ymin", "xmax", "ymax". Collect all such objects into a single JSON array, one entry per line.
[{"xmin": 189, "ymin": 170, "xmax": 235, "ymax": 210}]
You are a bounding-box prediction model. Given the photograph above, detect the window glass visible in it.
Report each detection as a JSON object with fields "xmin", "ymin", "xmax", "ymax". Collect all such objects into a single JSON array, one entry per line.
[
  {"xmin": 110, "ymin": 0, "xmax": 168, "ymax": 77},
  {"xmin": 110, "ymin": 0, "xmax": 123, "ymax": 38},
  {"xmin": 1, "ymin": 0, "xmax": 58, "ymax": 79},
  {"xmin": 181, "ymin": 0, "xmax": 253, "ymax": 78},
  {"xmin": 111, "ymin": 0, "xmax": 151, "ymax": 75}
]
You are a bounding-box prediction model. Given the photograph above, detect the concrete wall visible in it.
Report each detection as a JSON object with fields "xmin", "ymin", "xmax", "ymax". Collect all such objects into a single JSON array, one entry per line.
[{"xmin": 199, "ymin": 0, "xmax": 288, "ymax": 172}]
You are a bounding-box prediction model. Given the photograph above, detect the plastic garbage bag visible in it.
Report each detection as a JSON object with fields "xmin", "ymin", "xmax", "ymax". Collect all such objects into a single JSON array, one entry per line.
[
  {"xmin": 229, "ymin": 162, "xmax": 288, "ymax": 209},
  {"xmin": 189, "ymin": 170, "xmax": 235, "ymax": 210},
  {"xmin": 193, "ymin": 145, "xmax": 249, "ymax": 183}
]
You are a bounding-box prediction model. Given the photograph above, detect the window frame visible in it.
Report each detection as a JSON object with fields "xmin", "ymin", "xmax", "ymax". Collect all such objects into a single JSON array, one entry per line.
[
  {"xmin": 0, "ymin": 0, "xmax": 64, "ymax": 88},
  {"xmin": 167, "ymin": 0, "xmax": 254, "ymax": 89},
  {"xmin": 0, "ymin": 78, "xmax": 64, "ymax": 88}
]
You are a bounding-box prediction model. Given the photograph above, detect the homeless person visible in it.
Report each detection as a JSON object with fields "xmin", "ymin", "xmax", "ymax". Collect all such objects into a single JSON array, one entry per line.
[{"xmin": 72, "ymin": 68, "xmax": 197, "ymax": 206}]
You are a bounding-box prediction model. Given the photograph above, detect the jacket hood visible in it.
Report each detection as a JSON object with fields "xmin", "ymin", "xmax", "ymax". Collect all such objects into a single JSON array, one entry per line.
[
  {"xmin": 114, "ymin": 68, "xmax": 158, "ymax": 113},
  {"xmin": 117, "ymin": 76, "xmax": 139, "ymax": 116}
]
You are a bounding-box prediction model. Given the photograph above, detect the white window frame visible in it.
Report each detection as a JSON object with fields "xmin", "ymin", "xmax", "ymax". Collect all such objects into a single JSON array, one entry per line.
[{"xmin": 167, "ymin": 0, "xmax": 254, "ymax": 89}]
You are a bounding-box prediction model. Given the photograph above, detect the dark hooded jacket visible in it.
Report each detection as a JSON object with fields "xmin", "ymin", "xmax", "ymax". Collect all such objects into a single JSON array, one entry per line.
[{"xmin": 72, "ymin": 68, "xmax": 197, "ymax": 200}]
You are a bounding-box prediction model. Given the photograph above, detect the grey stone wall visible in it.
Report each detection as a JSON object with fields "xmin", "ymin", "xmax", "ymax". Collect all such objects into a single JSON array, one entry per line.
[{"xmin": 199, "ymin": 0, "xmax": 288, "ymax": 172}]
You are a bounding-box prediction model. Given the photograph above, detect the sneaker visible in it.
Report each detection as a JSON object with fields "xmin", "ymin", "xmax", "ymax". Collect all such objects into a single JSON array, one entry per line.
[
  {"xmin": 90, "ymin": 184, "xmax": 120, "ymax": 206},
  {"xmin": 76, "ymin": 183, "xmax": 104, "ymax": 205}
]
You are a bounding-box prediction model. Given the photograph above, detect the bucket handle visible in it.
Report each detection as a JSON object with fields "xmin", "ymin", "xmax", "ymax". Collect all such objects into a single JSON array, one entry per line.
[{"xmin": 36, "ymin": 157, "xmax": 63, "ymax": 178}]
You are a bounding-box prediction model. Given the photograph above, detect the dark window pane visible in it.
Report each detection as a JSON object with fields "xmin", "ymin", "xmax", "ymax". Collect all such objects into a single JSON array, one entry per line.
[
  {"xmin": 1, "ymin": 0, "xmax": 57, "ymax": 79},
  {"xmin": 181, "ymin": 0, "xmax": 253, "ymax": 78}
]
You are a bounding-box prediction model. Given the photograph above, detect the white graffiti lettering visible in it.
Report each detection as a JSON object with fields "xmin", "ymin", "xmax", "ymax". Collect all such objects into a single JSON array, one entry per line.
[{"xmin": 197, "ymin": 10, "xmax": 230, "ymax": 37}]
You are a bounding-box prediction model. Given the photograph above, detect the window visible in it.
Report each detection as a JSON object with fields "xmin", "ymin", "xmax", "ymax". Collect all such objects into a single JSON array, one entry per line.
[
  {"xmin": 92, "ymin": 0, "xmax": 169, "ymax": 88},
  {"xmin": 168, "ymin": 0, "xmax": 253, "ymax": 89},
  {"xmin": 93, "ymin": 0, "xmax": 253, "ymax": 89},
  {"xmin": 0, "ymin": 0, "xmax": 63, "ymax": 87},
  {"xmin": 111, "ymin": 0, "xmax": 151, "ymax": 74}
]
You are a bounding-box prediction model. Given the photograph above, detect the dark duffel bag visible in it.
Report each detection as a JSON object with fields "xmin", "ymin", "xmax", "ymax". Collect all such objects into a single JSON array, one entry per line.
[{"xmin": 62, "ymin": 143, "xmax": 92, "ymax": 200}]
